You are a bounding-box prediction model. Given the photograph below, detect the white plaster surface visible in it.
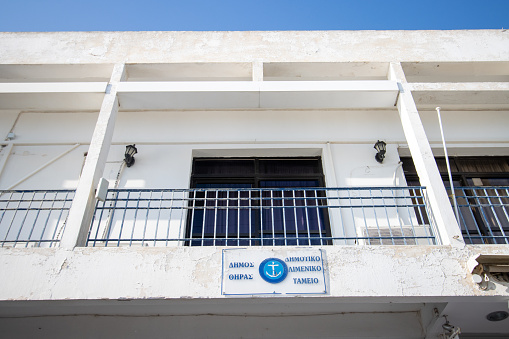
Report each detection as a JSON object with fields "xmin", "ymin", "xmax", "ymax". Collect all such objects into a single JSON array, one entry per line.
[
  {"xmin": 111, "ymin": 110, "xmax": 406, "ymax": 144},
  {"xmin": 0, "ymin": 245, "xmax": 508, "ymax": 301},
  {"xmin": 0, "ymin": 31, "xmax": 508, "ymax": 64}
]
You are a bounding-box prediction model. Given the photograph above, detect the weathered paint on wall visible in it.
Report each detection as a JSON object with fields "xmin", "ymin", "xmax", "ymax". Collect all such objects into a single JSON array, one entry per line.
[
  {"xmin": 1, "ymin": 31, "xmax": 508, "ymax": 64},
  {"xmin": 0, "ymin": 245, "xmax": 508, "ymax": 301}
]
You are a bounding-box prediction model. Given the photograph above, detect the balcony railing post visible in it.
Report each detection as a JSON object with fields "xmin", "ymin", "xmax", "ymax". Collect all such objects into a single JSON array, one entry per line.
[
  {"xmin": 60, "ymin": 64, "xmax": 126, "ymax": 249},
  {"xmin": 389, "ymin": 62, "xmax": 464, "ymax": 247}
]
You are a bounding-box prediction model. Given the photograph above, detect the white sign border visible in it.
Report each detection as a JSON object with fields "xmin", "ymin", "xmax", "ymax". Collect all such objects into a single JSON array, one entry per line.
[{"xmin": 221, "ymin": 248, "xmax": 328, "ymax": 296}]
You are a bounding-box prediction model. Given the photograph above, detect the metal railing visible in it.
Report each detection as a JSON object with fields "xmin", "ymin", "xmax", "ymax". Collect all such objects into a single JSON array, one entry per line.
[
  {"xmin": 88, "ymin": 187, "xmax": 438, "ymax": 247},
  {"xmin": 451, "ymin": 186, "xmax": 509, "ymax": 244},
  {"xmin": 0, "ymin": 190, "xmax": 74, "ymax": 248}
]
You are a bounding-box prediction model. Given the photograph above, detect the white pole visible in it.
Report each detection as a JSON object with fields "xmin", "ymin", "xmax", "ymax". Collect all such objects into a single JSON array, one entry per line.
[{"xmin": 435, "ymin": 107, "xmax": 460, "ymax": 224}]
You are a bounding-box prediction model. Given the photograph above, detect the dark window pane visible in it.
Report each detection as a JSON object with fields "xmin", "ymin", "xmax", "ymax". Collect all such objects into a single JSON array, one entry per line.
[
  {"xmin": 188, "ymin": 158, "xmax": 329, "ymax": 246},
  {"xmin": 193, "ymin": 159, "xmax": 255, "ymax": 176},
  {"xmin": 259, "ymin": 159, "xmax": 321, "ymax": 176}
]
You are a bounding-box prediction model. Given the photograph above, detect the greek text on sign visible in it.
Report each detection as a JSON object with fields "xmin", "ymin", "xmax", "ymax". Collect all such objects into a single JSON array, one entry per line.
[{"xmin": 222, "ymin": 249, "xmax": 327, "ymax": 295}]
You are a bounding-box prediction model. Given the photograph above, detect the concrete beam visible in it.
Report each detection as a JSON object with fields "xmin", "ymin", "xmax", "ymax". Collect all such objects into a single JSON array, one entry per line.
[
  {"xmin": 408, "ymin": 82, "xmax": 509, "ymax": 92},
  {"xmin": 117, "ymin": 80, "xmax": 399, "ymax": 110},
  {"xmin": 389, "ymin": 62, "xmax": 463, "ymax": 247},
  {"xmin": 0, "ymin": 82, "xmax": 108, "ymax": 93},
  {"xmin": 60, "ymin": 64, "xmax": 125, "ymax": 249}
]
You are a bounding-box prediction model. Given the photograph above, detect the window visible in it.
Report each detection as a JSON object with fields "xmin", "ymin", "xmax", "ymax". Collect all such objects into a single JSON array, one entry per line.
[
  {"xmin": 402, "ymin": 156, "xmax": 509, "ymax": 244},
  {"xmin": 186, "ymin": 157, "xmax": 331, "ymax": 246}
]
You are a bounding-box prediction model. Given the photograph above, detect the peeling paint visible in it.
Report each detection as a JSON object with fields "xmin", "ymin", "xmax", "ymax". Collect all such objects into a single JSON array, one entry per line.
[{"xmin": 1, "ymin": 245, "xmax": 508, "ymax": 302}]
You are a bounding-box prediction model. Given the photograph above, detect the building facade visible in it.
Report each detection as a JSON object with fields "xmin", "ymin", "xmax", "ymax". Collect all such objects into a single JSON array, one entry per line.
[{"xmin": 0, "ymin": 30, "xmax": 508, "ymax": 338}]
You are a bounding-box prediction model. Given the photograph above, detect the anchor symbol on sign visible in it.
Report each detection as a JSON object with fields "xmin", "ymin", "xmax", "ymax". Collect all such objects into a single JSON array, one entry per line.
[{"xmin": 265, "ymin": 261, "xmax": 282, "ymax": 278}]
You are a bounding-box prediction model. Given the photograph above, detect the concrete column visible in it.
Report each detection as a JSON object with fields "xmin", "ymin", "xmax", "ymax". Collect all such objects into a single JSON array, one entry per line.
[
  {"xmin": 389, "ymin": 62, "xmax": 463, "ymax": 247},
  {"xmin": 60, "ymin": 64, "xmax": 126, "ymax": 249},
  {"xmin": 252, "ymin": 61, "xmax": 263, "ymax": 82}
]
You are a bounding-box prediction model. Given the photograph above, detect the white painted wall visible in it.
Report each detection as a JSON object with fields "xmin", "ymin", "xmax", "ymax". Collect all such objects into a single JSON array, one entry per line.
[
  {"xmin": 0, "ymin": 111, "xmax": 97, "ymax": 190},
  {"xmin": 420, "ymin": 109, "xmax": 509, "ymax": 145},
  {"xmin": 1, "ymin": 107, "xmax": 507, "ymax": 246}
]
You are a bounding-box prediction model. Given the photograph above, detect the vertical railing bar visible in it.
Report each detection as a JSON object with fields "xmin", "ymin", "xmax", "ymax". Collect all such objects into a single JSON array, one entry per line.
[
  {"xmin": 117, "ymin": 191, "xmax": 130, "ymax": 247},
  {"xmin": 141, "ymin": 191, "xmax": 152, "ymax": 247},
  {"xmin": 392, "ymin": 188, "xmax": 407, "ymax": 245},
  {"xmin": 49, "ymin": 191, "xmax": 62, "ymax": 247},
  {"xmin": 372, "ymin": 188, "xmax": 383, "ymax": 244},
  {"xmin": 457, "ymin": 189, "xmax": 473, "ymax": 244},
  {"xmin": 282, "ymin": 189, "xmax": 287, "ymax": 246},
  {"xmin": 271, "ymin": 189, "xmax": 276, "ymax": 246},
  {"xmin": 346, "ymin": 189, "xmax": 357, "ymax": 244},
  {"xmin": 46, "ymin": 191, "xmax": 62, "ymax": 247},
  {"xmin": 407, "ymin": 187, "xmax": 422, "ymax": 243},
  {"xmin": 473, "ymin": 187, "xmax": 497, "ymax": 242},
  {"xmin": 2, "ymin": 191, "xmax": 21, "ymax": 246},
  {"xmin": 380, "ymin": 188, "xmax": 395, "ymax": 245},
  {"xmin": 201, "ymin": 189, "xmax": 208, "ymax": 247},
  {"xmin": 484, "ymin": 187, "xmax": 506, "ymax": 244},
  {"xmin": 260, "ymin": 189, "xmax": 264, "ymax": 246},
  {"xmin": 304, "ymin": 189, "xmax": 311, "ymax": 246},
  {"xmin": 358, "ymin": 189, "xmax": 369, "ymax": 245},
  {"xmin": 24, "ymin": 191, "xmax": 46, "ymax": 247},
  {"xmin": 22, "ymin": 192, "xmax": 45, "ymax": 247},
  {"xmin": 415, "ymin": 187, "xmax": 431, "ymax": 245},
  {"xmin": 213, "ymin": 190, "xmax": 218, "ymax": 246},
  {"xmin": 91, "ymin": 191, "xmax": 107, "ymax": 247},
  {"xmin": 48, "ymin": 191, "xmax": 74, "ymax": 248},
  {"xmin": 105, "ymin": 190, "xmax": 119, "ymax": 247},
  {"xmin": 423, "ymin": 188, "xmax": 439, "ymax": 245},
  {"xmin": 237, "ymin": 190, "xmax": 240, "ymax": 246},
  {"xmin": 292, "ymin": 189, "xmax": 299, "ymax": 246},
  {"xmin": 465, "ymin": 188, "xmax": 485, "ymax": 243},
  {"xmin": 0, "ymin": 191, "xmax": 10, "ymax": 228},
  {"xmin": 493, "ymin": 188, "xmax": 509, "ymax": 244},
  {"xmin": 315, "ymin": 189, "xmax": 324, "ymax": 245},
  {"xmin": 166, "ymin": 191, "xmax": 175, "ymax": 246},
  {"xmin": 225, "ymin": 190, "xmax": 229, "ymax": 246},
  {"xmin": 189, "ymin": 190, "xmax": 197, "ymax": 247},
  {"xmin": 405, "ymin": 188, "xmax": 419, "ymax": 244},
  {"xmin": 0, "ymin": 192, "xmax": 12, "ymax": 245},
  {"xmin": 14, "ymin": 191, "xmax": 34, "ymax": 247},
  {"xmin": 419, "ymin": 187, "xmax": 433, "ymax": 245},
  {"xmin": 129, "ymin": 192, "xmax": 141, "ymax": 247},
  {"xmin": 153, "ymin": 190, "xmax": 163, "ymax": 247},
  {"xmin": 361, "ymin": 189, "xmax": 370, "ymax": 243},
  {"xmin": 177, "ymin": 191, "xmax": 186, "ymax": 246},
  {"xmin": 104, "ymin": 189, "xmax": 120, "ymax": 243},
  {"xmin": 248, "ymin": 190, "xmax": 252, "ymax": 247},
  {"xmin": 50, "ymin": 191, "xmax": 69, "ymax": 248}
]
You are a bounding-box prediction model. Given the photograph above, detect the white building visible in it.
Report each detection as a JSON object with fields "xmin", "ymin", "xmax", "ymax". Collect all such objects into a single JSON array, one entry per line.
[{"xmin": 0, "ymin": 30, "xmax": 508, "ymax": 338}]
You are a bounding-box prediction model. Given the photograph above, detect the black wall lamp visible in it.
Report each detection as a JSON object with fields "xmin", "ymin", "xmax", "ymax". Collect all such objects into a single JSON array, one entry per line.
[
  {"xmin": 124, "ymin": 144, "xmax": 138, "ymax": 167},
  {"xmin": 374, "ymin": 140, "xmax": 387, "ymax": 163}
]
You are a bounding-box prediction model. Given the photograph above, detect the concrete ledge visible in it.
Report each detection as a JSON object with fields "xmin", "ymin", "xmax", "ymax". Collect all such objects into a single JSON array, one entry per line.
[{"xmin": 1, "ymin": 245, "xmax": 508, "ymax": 302}]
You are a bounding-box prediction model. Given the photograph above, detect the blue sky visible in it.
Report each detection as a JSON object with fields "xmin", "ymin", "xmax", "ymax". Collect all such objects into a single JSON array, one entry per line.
[{"xmin": 0, "ymin": 0, "xmax": 507, "ymax": 32}]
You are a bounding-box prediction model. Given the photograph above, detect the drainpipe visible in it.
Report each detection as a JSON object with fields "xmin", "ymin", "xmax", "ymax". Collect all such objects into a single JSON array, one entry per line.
[{"xmin": 435, "ymin": 107, "xmax": 460, "ymax": 224}]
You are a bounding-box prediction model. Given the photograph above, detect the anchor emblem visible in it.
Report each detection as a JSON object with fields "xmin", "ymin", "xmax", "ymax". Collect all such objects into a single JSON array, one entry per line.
[
  {"xmin": 266, "ymin": 261, "xmax": 282, "ymax": 278},
  {"xmin": 259, "ymin": 258, "xmax": 288, "ymax": 284}
]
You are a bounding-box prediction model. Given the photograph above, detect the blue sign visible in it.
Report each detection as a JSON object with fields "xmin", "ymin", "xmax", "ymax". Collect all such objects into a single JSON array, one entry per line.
[{"xmin": 259, "ymin": 258, "xmax": 288, "ymax": 284}]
